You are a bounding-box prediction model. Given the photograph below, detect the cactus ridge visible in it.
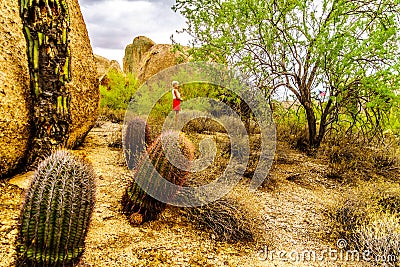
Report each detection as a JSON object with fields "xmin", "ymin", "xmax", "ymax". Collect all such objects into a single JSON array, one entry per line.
[
  {"xmin": 123, "ymin": 117, "xmax": 151, "ymax": 170},
  {"xmin": 20, "ymin": 0, "xmax": 73, "ymax": 166},
  {"xmin": 122, "ymin": 131, "xmax": 194, "ymax": 225},
  {"xmin": 17, "ymin": 150, "xmax": 96, "ymax": 267}
]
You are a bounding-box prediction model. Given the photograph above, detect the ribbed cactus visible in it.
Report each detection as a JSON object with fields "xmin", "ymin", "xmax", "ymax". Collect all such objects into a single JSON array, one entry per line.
[
  {"xmin": 123, "ymin": 117, "xmax": 151, "ymax": 170},
  {"xmin": 20, "ymin": 0, "xmax": 72, "ymax": 166},
  {"xmin": 16, "ymin": 150, "xmax": 96, "ymax": 267},
  {"xmin": 122, "ymin": 131, "xmax": 194, "ymax": 225}
]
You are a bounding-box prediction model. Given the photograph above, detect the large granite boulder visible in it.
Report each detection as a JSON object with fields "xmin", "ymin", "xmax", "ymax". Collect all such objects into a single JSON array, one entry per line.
[
  {"xmin": 0, "ymin": 0, "xmax": 31, "ymax": 177},
  {"xmin": 123, "ymin": 36, "xmax": 190, "ymax": 84},
  {"xmin": 123, "ymin": 36, "xmax": 156, "ymax": 76},
  {"xmin": 0, "ymin": 0, "xmax": 99, "ymax": 177},
  {"xmin": 137, "ymin": 44, "xmax": 189, "ymax": 83},
  {"xmin": 66, "ymin": 0, "xmax": 100, "ymax": 148}
]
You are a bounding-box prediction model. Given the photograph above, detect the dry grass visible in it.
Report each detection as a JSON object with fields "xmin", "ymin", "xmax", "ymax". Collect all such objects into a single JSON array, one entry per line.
[
  {"xmin": 324, "ymin": 181, "xmax": 400, "ymax": 265},
  {"xmin": 107, "ymin": 124, "xmax": 123, "ymax": 148},
  {"xmin": 179, "ymin": 186, "xmax": 266, "ymax": 244},
  {"xmin": 356, "ymin": 214, "xmax": 400, "ymax": 266},
  {"xmin": 320, "ymin": 135, "xmax": 399, "ymax": 182},
  {"xmin": 4, "ymin": 114, "xmax": 400, "ymax": 266},
  {"xmin": 98, "ymin": 107, "xmax": 125, "ymax": 123}
]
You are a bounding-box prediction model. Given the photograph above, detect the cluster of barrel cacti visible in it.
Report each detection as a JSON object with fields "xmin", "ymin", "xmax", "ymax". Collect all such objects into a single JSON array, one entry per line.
[
  {"xmin": 121, "ymin": 130, "xmax": 194, "ymax": 225},
  {"xmin": 123, "ymin": 117, "xmax": 151, "ymax": 169},
  {"xmin": 15, "ymin": 116, "xmax": 196, "ymax": 265},
  {"xmin": 16, "ymin": 150, "xmax": 96, "ymax": 267}
]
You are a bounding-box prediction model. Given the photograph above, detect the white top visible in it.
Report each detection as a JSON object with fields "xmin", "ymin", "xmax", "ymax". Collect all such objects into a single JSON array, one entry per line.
[{"xmin": 172, "ymin": 88, "xmax": 181, "ymax": 100}]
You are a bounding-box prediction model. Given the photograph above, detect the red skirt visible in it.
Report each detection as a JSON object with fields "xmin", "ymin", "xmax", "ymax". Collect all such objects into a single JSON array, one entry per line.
[{"xmin": 173, "ymin": 99, "xmax": 181, "ymax": 111}]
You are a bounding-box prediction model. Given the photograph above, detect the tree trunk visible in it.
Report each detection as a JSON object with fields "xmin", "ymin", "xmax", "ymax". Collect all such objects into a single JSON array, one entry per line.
[
  {"xmin": 239, "ymin": 98, "xmax": 251, "ymax": 132},
  {"xmin": 20, "ymin": 0, "xmax": 72, "ymax": 166},
  {"xmin": 303, "ymin": 100, "xmax": 318, "ymax": 149},
  {"xmin": 316, "ymin": 99, "xmax": 333, "ymax": 147}
]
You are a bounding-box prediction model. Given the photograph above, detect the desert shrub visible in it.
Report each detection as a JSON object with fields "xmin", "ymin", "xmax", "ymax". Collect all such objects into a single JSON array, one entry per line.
[
  {"xmin": 214, "ymin": 116, "xmax": 262, "ymax": 177},
  {"xmin": 325, "ymin": 196, "xmax": 371, "ymax": 245},
  {"xmin": 356, "ymin": 214, "xmax": 400, "ymax": 266},
  {"xmin": 377, "ymin": 195, "xmax": 400, "ymax": 215},
  {"xmin": 98, "ymin": 106, "xmax": 126, "ymax": 123},
  {"xmin": 99, "ymin": 69, "xmax": 138, "ymax": 123},
  {"xmin": 108, "ymin": 124, "xmax": 123, "ymax": 148},
  {"xmin": 179, "ymin": 186, "xmax": 265, "ymax": 243},
  {"xmin": 324, "ymin": 144, "xmax": 366, "ymax": 181},
  {"xmin": 180, "ymin": 113, "xmax": 226, "ymax": 134},
  {"xmin": 181, "ymin": 197, "xmax": 254, "ymax": 243},
  {"xmin": 321, "ymin": 135, "xmax": 399, "ymax": 182},
  {"xmin": 217, "ymin": 116, "xmax": 247, "ymax": 135},
  {"xmin": 371, "ymin": 148, "xmax": 398, "ymax": 174},
  {"xmin": 100, "ymin": 69, "xmax": 138, "ymax": 111},
  {"xmin": 273, "ymin": 103, "xmax": 309, "ymax": 151},
  {"xmin": 325, "ymin": 182, "xmax": 400, "ymax": 265}
]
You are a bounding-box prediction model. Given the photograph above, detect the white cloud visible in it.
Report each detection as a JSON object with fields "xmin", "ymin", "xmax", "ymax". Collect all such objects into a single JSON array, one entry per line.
[{"xmin": 78, "ymin": 0, "xmax": 190, "ymax": 66}]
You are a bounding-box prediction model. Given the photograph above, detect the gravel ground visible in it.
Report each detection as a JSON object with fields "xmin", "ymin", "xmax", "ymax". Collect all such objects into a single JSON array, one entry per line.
[{"xmin": 0, "ymin": 122, "xmax": 370, "ymax": 266}]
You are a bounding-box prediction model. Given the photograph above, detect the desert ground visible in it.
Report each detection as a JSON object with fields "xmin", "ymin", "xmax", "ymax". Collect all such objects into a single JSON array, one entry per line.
[{"xmin": 0, "ymin": 121, "xmax": 383, "ymax": 267}]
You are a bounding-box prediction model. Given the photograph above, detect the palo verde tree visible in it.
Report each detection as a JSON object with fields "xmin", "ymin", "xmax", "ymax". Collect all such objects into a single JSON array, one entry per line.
[{"xmin": 173, "ymin": 0, "xmax": 400, "ymax": 148}]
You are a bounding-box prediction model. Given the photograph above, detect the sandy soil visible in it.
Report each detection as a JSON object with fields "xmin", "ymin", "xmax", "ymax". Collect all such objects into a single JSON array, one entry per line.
[{"xmin": 0, "ymin": 121, "xmax": 369, "ymax": 267}]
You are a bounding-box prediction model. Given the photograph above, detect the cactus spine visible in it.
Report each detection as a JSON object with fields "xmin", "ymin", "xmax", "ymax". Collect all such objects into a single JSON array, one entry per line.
[
  {"xmin": 123, "ymin": 117, "xmax": 151, "ymax": 170},
  {"xmin": 122, "ymin": 131, "xmax": 194, "ymax": 225},
  {"xmin": 20, "ymin": 0, "xmax": 72, "ymax": 166},
  {"xmin": 17, "ymin": 150, "xmax": 96, "ymax": 266}
]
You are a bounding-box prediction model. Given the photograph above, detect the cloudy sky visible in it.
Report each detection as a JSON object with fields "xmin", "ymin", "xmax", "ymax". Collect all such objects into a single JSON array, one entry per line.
[{"xmin": 77, "ymin": 0, "xmax": 190, "ymax": 66}]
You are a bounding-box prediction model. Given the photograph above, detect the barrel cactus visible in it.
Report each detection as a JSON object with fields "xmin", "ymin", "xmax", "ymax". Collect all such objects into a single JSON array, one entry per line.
[
  {"xmin": 122, "ymin": 131, "xmax": 194, "ymax": 225},
  {"xmin": 123, "ymin": 116, "xmax": 151, "ymax": 170},
  {"xmin": 16, "ymin": 150, "xmax": 96, "ymax": 266}
]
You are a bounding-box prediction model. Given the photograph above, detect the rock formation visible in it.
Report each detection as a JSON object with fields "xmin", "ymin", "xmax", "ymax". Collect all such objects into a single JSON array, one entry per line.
[
  {"xmin": 66, "ymin": 0, "xmax": 100, "ymax": 148},
  {"xmin": 137, "ymin": 44, "xmax": 189, "ymax": 83},
  {"xmin": 94, "ymin": 54, "xmax": 122, "ymax": 80},
  {"xmin": 0, "ymin": 0, "xmax": 99, "ymax": 177},
  {"xmin": 123, "ymin": 36, "xmax": 190, "ymax": 83},
  {"xmin": 0, "ymin": 0, "xmax": 31, "ymax": 178},
  {"xmin": 123, "ymin": 36, "xmax": 155, "ymax": 76}
]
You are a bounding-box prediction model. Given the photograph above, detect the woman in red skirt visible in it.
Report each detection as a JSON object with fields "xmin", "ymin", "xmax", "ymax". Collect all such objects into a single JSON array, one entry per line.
[{"xmin": 172, "ymin": 81, "xmax": 183, "ymax": 122}]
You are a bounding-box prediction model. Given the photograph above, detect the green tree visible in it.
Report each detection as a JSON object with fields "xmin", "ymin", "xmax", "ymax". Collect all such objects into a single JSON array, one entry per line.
[
  {"xmin": 173, "ymin": 0, "xmax": 400, "ymax": 148},
  {"xmin": 100, "ymin": 69, "xmax": 138, "ymax": 110}
]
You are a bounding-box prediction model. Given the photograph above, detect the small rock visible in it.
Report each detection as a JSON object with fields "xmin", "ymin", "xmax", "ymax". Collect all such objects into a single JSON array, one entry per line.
[{"xmin": 8, "ymin": 171, "xmax": 34, "ymax": 189}]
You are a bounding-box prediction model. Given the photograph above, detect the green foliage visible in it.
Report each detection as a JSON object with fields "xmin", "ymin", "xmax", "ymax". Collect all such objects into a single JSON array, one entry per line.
[
  {"xmin": 123, "ymin": 117, "xmax": 151, "ymax": 169},
  {"xmin": 100, "ymin": 69, "xmax": 138, "ymax": 111},
  {"xmin": 121, "ymin": 131, "xmax": 194, "ymax": 225},
  {"xmin": 131, "ymin": 80, "xmax": 251, "ymax": 139},
  {"xmin": 16, "ymin": 150, "xmax": 96, "ymax": 267},
  {"xmin": 173, "ymin": 0, "xmax": 400, "ymax": 148}
]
